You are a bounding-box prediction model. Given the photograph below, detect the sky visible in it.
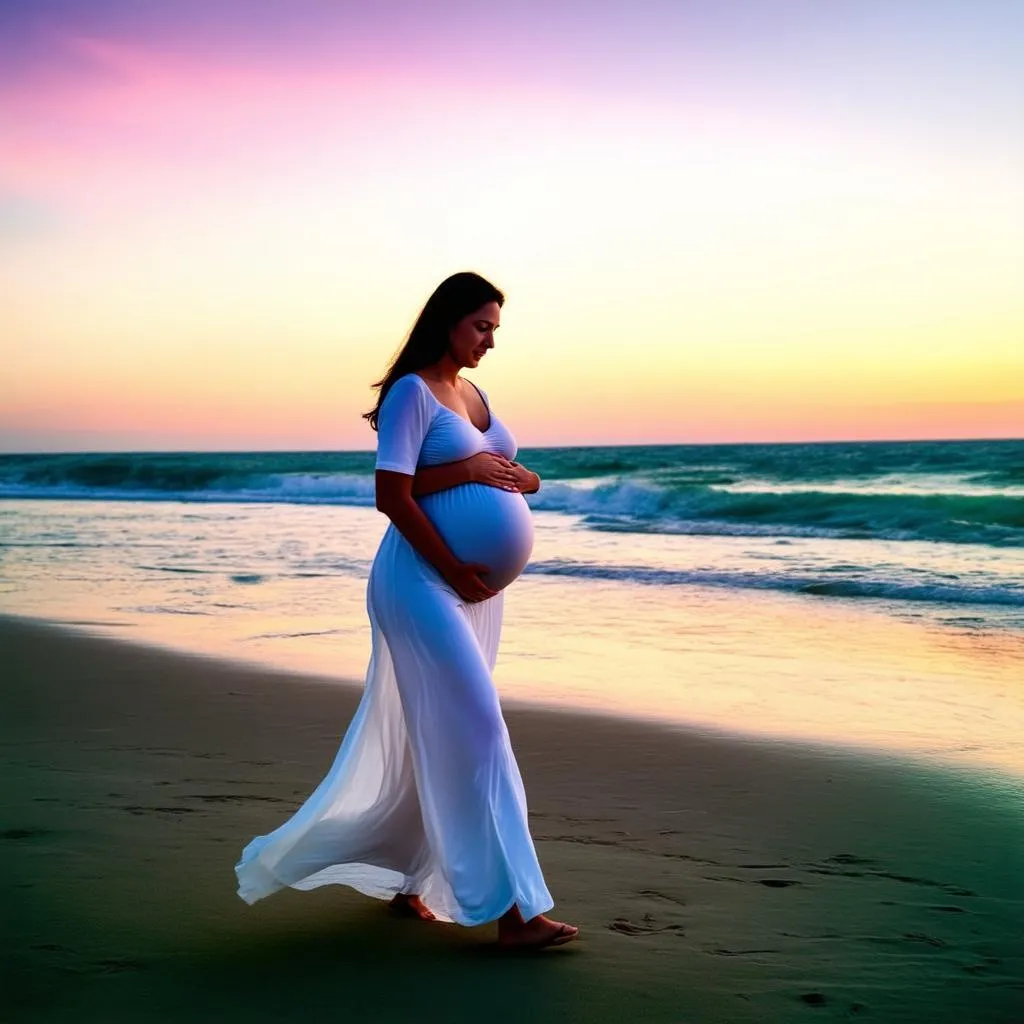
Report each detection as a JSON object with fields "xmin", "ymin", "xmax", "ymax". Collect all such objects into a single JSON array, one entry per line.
[{"xmin": 2, "ymin": 0, "xmax": 1022, "ymax": 451}]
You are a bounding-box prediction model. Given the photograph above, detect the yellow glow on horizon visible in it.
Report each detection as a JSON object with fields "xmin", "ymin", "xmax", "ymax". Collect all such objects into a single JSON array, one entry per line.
[{"xmin": 3, "ymin": 50, "xmax": 1021, "ymax": 450}]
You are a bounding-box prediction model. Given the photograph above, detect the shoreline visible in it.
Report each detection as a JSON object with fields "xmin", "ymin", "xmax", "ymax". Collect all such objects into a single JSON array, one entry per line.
[
  {"xmin": 3, "ymin": 614, "xmax": 1022, "ymax": 1022},
  {"xmin": 9, "ymin": 611, "xmax": 1022, "ymax": 786}
]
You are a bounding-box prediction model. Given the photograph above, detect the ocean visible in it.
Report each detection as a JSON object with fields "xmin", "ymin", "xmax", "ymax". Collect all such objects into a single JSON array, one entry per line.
[{"xmin": 2, "ymin": 439, "xmax": 1022, "ymax": 775}]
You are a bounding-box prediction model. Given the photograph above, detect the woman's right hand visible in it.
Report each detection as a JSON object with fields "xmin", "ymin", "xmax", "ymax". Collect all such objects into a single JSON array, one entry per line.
[
  {"xmin": 464, "ymin": 452, "xmax": 519, "ymax": 491},
  {"xmin": 444, "ymin": 561, "xmax": 500, "ymax": 603}
]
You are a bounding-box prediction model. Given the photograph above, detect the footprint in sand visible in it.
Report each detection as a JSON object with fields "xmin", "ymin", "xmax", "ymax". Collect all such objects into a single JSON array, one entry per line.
[
  {"xmin": 182, "ymin": 793, "xmax": 293, "ymax": 804},
  {"xmin": 902, "ymin": 932, "xmax": 947, "ymax": 948},
  {"xmin": 827, "ymin": 853, "xmax": 876, "ymax": 866},
  {"xmin": 1, "ymin": 828, "xmax": 50, "ymax": 840},
  {"xmin": 637, "ymin": 888, "xmax": 688, "ymax": 906},
  {"xmin": 121, "ymin": 805, "xmax": 201, "ymax": 816},
  {"xmin": 94, "ymin": 958, "xmax": 147, "ymax": 973},
  {"xmin": 810, "ymin": 856, "xmax": 978, "ymax": 898},
  {"xmin": 609, "ymin": 916, "xmax": 684, "ymax": 937}
]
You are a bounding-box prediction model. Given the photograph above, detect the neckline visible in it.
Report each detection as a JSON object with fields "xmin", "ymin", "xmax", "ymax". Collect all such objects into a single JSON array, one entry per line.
[{"xmin": 411, "ymin": 373, "xmax": 493, "ymax": 434}]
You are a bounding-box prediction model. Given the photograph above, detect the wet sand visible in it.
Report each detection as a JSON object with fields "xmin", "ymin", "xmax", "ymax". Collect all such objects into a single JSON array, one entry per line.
[{"xmin": 2, "ymin": 614, "xmax": 1021, "ymax": 1023}]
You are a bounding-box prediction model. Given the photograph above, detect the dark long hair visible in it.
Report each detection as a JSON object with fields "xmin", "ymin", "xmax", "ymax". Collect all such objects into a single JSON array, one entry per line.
[{"xmin": 363, "ymin": 271, "xmax": 505, "ymax": 431}]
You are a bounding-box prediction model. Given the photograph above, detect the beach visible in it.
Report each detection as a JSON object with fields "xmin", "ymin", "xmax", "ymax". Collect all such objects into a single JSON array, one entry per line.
[{"xmin": 4, "ymin": 614, "xmax": 1021, "ymax": 1023}]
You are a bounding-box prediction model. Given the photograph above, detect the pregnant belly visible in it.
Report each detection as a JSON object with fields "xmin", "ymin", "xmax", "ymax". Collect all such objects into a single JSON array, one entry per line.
[{"xmin": 419, "ymin": 483, "xmax": 534, "ymax": 592}]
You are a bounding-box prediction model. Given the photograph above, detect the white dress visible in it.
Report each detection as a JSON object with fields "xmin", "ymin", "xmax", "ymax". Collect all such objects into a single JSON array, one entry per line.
[{"xmin": 234, "ymin": 373, "xmax": 554, "ymax": 925}]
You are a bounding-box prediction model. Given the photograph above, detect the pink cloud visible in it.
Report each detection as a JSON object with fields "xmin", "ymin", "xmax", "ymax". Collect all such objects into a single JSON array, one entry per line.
[{"xmin": 0, "ymin": 33, "xmax": 464, "ymax": 211}]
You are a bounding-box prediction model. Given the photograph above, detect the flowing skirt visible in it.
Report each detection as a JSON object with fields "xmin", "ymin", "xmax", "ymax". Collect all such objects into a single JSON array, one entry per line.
[{"xmin": 234, "ymin": 524, "xmax": 554, "ymax": 925}]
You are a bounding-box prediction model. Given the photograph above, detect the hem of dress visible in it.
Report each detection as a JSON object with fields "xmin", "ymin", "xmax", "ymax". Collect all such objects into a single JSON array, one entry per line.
[
  {"xmin": 236, "ymin": 854, "xmax": 554, "ymax": 928},
  {"xmin": 479, "ymin": 892, "xmax": 556, "ymax": 929},
  {"xmin": 236, "ymin": 855, "xmax": 423, "ymax": 911}
]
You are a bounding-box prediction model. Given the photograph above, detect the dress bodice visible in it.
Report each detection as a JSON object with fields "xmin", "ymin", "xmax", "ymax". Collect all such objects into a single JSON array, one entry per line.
[{"xmin": 375, "ymin": 374, "xmax": 518, "ymax": 474}]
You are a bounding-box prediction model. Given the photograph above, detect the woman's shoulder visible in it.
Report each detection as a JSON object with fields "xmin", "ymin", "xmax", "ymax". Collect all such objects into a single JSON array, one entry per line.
[
  {"xmin": 378, "ymin": 374, "xmax": 437, "ymax": 430},
  {"xmin": 389, "ymin": 372, "xmax": 422, "ymax": 390},
  {"xmin": 382, "ymin": 372, "xmax": 429, "ymax": 404}
]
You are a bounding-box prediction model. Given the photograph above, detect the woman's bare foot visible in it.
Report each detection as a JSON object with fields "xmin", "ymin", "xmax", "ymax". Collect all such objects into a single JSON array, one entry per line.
[
  {"xmin": 388, "ymin": 893, "xmax": 436, "ymax": 921},
  {"xmin": 497, "ymin": 909, "xmax": 579, "ymax": 949}
]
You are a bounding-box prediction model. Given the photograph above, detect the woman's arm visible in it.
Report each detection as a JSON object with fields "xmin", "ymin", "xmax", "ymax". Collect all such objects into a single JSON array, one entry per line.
[
  {"xmin": 376, "ymin": 470, "xmax": 498, "ymax": 603},
  {"xmin": 411, "ymin": 452, "xmax": 519, "ymax": 497},
  {"xmin": 411, "ymin": 459, "xmax": 471, "ymax": 497}
]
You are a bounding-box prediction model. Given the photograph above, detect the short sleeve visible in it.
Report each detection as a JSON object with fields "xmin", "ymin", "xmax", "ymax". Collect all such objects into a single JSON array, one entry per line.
[{"xmin": 375, "ymin": 375, "xmax": 433, "ymax": 475}]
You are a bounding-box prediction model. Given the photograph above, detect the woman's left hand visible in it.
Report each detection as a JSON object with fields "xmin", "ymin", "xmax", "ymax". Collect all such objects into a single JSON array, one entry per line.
[
  {"xmin": 508, "ymin": 462, "xmax": 540, "ymax": 494},
  {"xmin": 464, "ymin": 452, "xmax": 519, "ymax": 491}
]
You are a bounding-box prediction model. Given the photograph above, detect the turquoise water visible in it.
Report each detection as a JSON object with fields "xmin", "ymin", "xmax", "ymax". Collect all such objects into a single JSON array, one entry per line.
[
  {"xmin": 2, "ymin": 440, "xmax": 1021, "ymax": 545},
  {"xmin": 2, "ymin": 440, "xmax": 1022, "ymax": 615}
]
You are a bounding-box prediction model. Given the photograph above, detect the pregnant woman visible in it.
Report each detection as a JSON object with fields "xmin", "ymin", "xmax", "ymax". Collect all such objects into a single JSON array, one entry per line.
[{"xmin": 235, "ymin": 272, "xmax": 579, "ymax": 950}]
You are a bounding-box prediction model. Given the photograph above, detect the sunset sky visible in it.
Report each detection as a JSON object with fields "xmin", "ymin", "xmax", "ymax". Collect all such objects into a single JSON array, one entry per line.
[{"xmin": 2, "ymin": 0, "xmax": 1022, "ymax": 451}]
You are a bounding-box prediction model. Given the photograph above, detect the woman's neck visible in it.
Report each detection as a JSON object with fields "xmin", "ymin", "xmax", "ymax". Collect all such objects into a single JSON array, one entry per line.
[{"xmin": 418, "ymin": 354, "xmax": 462, "ymax": 389}]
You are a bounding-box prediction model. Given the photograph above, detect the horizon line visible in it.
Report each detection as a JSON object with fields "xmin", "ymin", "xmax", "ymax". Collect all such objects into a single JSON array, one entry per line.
[{"xmin": 1, "ymin": 435, "xmax": 1022, "ymax": 457}]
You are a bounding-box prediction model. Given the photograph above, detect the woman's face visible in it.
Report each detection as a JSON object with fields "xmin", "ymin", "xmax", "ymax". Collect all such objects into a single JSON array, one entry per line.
[{"xmin": 448, "ymin": 301, "xmax": 500, "ymax": 370}]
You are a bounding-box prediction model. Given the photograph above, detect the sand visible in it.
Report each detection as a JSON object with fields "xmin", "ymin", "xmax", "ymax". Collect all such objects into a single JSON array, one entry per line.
[{"xmin": 2, "ymin": 614, "xmax": 1022, "ymax": 1023}]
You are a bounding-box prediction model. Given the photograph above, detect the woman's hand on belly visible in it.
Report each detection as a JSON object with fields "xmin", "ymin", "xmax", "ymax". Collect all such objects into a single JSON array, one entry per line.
[
  {"xmin": 411, "ymin": 452, "xmax": 517, "ymax": 497},
  {"xmin": 443, "ymin": 560, "xmax": 500, "ymax": 603},
  {"xmin": 465, "ymin": 452, "xmax": 519, "ymax": 491},
  {"xmin": 508, "ymin": 461, "xmax": 541, "ymax": 494}
]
